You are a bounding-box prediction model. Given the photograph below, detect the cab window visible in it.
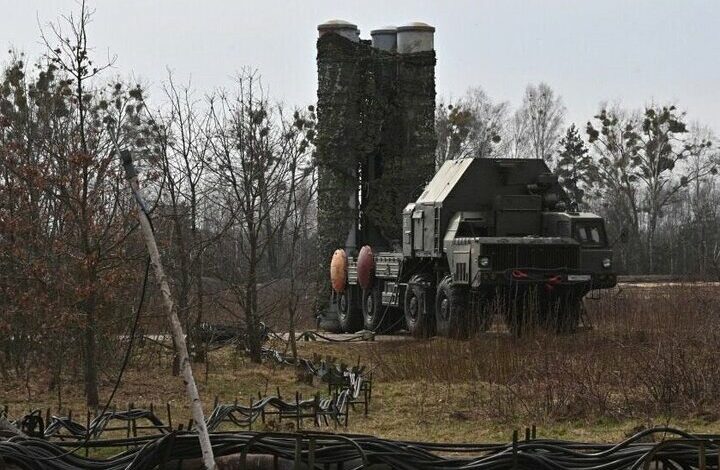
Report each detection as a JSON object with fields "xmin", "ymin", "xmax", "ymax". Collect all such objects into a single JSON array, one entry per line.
[
  {"xmin": 456, "ymin": 220, "xmax": 488, "ymax": 237},
  {"xmin": 573, "ymin": 221, "xmax": 606, "ymax": 246}
]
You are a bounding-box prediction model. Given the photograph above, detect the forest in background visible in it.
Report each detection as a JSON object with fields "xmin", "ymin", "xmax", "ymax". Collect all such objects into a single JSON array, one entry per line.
[
  {"xmin": 1, "ymin": 4, "xmax": 718, "ymax": 408},
  {"xmin": 436, "ymin": 85, "xmax": 719, "ymax": 276}
]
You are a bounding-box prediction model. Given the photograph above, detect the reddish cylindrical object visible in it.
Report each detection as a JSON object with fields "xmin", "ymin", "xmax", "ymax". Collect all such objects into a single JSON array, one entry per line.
[
  {"xmin": 356, "ymin": 245, "xmax": 375, "ymax": 290},
  {"xmin": 330, "ymin": 249, "xmax": 347, "ymax": 293}
]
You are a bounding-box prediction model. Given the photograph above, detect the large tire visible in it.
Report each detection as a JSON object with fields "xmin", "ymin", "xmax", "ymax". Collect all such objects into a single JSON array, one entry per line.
[
  {"xmin": 404, "ymin": 276, "xmax": 434, "ymax": 337},
  {"xmin": 362, "ymin": 285, "xmax": 385, "ymax": 332},
  {"xmin": 336, "ymin": 286, "xmax": 363, "ymax": 333},
  {"xmin": 435, "ymin": 276, "xmax": 469, "ymax": 338},
  {"xmin": 317, "ymin": 292, "xmax": 343, "ymax": 333}
]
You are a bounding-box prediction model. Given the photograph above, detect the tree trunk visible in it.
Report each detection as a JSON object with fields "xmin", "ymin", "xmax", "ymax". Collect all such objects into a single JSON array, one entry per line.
[
  {"xmin": 288, "ymin": 289, "xmax": 298, "ymax": 362},
  {"xmin": 83, "ymin": 286, "xmax": 99, "ymax": 408},
  {"xmin": 172, "ymin": 203, "xmax": 192, "ymax": 370},
  {"xmin": 127, "ymin": 172, "xmax": 216, "ymax": 469},
  {"xmin": 647, "ymin": 210, "xmax": 658, "ymax": 274},
  {"xmin": 191, "ymin": 194, "xmax": 206, "ymax": 363},
  {"xmin": 262, "ymin": 193, "xmax": 280, "ymax": 276},
  {"xmin": 194, "ymin": 247, "xmax": 206, "ymax": 363},
  {"xmin": 245, "ymin": 233, "xmax": 262, "ymax": 363},
  {"xmin": 244, "ymin": 280, "xmax": 262, "ymax": 363}
]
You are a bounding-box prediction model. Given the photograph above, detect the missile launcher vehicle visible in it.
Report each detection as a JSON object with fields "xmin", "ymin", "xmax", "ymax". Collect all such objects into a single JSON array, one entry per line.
[{"xmin": 325, "ymin": 157, "xmax": 616, "ymax": 337}]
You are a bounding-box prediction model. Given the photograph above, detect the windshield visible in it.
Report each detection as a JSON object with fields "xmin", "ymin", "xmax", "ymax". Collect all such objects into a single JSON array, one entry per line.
[
  {"xmin": 457, "ymin": 220, "xmax": 488, "ymax": 237},
  {"xmin": 573, "ymin": 220, "xmax": 606, "ymax": 247}
]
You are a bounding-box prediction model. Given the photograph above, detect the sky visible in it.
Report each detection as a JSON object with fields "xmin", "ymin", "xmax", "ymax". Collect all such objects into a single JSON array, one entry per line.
[{"xmin": 2, "ymin": 0, "xmax": 719, "ymax": 131}]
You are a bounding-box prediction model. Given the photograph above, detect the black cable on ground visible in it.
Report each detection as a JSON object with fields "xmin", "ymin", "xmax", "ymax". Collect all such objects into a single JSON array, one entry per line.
[{"xmin": 1, "ymin": 426, "xmax": 719, "ymax": 470}]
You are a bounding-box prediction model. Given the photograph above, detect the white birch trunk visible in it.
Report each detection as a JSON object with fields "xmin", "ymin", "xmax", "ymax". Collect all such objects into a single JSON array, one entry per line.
[{"xmin": 128, "ymin": 175, "xmax": 216, "ymax": 470}]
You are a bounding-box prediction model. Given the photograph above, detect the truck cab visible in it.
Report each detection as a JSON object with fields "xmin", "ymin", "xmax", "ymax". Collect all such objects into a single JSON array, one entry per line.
[{"xmin": 542, "ymin": 212, "xmax": 615, "ymax": 285}]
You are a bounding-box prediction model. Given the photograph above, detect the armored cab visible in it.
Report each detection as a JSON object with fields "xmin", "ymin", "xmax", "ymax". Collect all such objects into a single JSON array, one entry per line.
[{"xmin": 328, "ymin": 158, "xmax": 616, "ymax": 337}]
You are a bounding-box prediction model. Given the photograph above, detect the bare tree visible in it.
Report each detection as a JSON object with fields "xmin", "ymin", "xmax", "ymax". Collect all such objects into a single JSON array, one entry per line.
[
  {"xmin": 587, "ymin": 105, "xmax": 717, "ymax": 272},
  {"xmin": 503, "ymin": 108, "xmax": 532, "ymax": 159},
  {"xmin": 517, "ymin": 83, "xmax": 565, "ymax": 163},
  {"xmin": 206, "ymin": 71, "xmax": 297, "ymax": 362},
  {"xmin": 678, "ymin": 123, "xmax": 719, "ymax": 275},
  {"xmin": 435, "ymin": 87, "xmax": 508, "ymax": 165},
  {"xmin": 279, "ymin": 108, "xmax": 316, "ymax": 360},
  {"xmin": 35, "ymin": 2, "xmax": 156, "ymax": 406},
  {"xmin": 0, "ymin": 2, "xmax": 156, "ymax": 407},
  {"xmin": 150, "ymin": 73, "xmax": 216, "ymax": 368}
]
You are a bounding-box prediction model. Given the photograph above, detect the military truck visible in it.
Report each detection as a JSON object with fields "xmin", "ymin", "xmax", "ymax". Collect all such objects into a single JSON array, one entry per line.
[{"xmin": 326, "ymin": 158, "xmax": 617, "ymax": 337}]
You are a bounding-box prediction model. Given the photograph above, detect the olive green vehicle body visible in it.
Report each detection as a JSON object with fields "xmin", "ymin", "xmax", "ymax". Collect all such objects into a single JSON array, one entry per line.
[{"xmin": 332, "ymin": 158, "xmax": 616, "ymax": 336}]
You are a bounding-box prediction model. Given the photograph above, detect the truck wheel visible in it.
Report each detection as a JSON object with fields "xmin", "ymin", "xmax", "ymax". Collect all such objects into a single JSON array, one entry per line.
[
  {"xmin": 336, "ymin": 286, "xmax": 363, "ymax": 333},
  {"xmin": 435, "ymin": 276, "xmax": 469, "ymax": 339},
  {"xmin": 550, "ymin": 294, "xmax": 582, "ymax": 334},
  {"xmin": 317, "ymin": 291, "xmax": 343, "ymax": 333},
  {"xmin": 404, "ymin": 277, "xmax": 434, "ymax": 337},
  {"xmin": 362, "ymin": 285, "xmax": 387, "ymax": 332}
]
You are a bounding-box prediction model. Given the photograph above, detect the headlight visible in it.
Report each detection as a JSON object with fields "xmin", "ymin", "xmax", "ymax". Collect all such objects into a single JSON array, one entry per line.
[
  {"xmin": 479, "ymin": 256, "xmax": 490, "ymax": 268},
  {"xmin": 602, "ymin": 258, "xmax": 611, "ymax": 269}
]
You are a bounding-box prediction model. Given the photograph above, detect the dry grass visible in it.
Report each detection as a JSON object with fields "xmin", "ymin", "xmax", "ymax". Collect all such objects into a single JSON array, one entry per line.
[
  {"xmin": 2, "ymin": 284, "xmax": 719, "ymax": 444},
  {"xmin": 364, "ymin": 284, "xmax": 720, "ymax": 436},
  {"xmin": 0, "ymin": 345, "xmax": 319, "ymax": 436}
]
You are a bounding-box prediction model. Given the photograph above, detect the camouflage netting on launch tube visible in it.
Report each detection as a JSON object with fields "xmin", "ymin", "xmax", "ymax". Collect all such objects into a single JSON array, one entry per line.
[
  {"xmin": 363, "ymin": 49, "xmax": 437, "ymax": 248},
  {"xmin": 360, "ymin": 49, "xmax": 400, "ymax": 248},
  {"xmin": 315, "ymin": 32, "xmax": 436, "ymax": 303},
  {"xmin": 397, "ymin": 50, "xmax": 437, "ymax": 205},
  {"xmin": 315, "ymin": 33, "xmax": 365, "ymax": 263}
]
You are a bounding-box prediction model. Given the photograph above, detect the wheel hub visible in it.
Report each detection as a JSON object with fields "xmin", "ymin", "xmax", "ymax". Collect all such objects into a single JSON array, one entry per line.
[
  {"xmin": 338, "ymin": 293, "xmax": 348, "ymax": 318},
  {"xmin": 365, "ymin": 294, "xmax": 375, "ymax": 318}
]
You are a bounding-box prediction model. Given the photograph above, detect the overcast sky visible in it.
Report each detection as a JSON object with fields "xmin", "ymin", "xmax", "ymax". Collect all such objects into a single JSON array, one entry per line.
[{"xmin": 2, "ymin": 0, "xmax": 719, "ymax": 131}]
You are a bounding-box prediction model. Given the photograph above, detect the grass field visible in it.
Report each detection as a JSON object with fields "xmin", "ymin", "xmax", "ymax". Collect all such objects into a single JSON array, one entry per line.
[{"xmin": 2, "ymin": 283, "xmax": 719, "ymax": 445}]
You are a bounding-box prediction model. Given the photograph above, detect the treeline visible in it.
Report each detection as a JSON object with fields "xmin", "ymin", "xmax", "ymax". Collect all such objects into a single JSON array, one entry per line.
[
  {"xmin": 0, "ymin": 6, "xmax": 316, "ymax": 407},
  {"xmin": 1, "ymin": 4, "xmax": 718, "ymax": 409},
  {"xmin": 437, "ymin": 85, "xmax": 720, "ymax": 276}
]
